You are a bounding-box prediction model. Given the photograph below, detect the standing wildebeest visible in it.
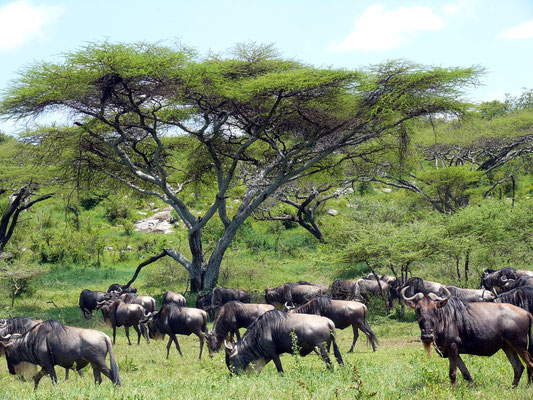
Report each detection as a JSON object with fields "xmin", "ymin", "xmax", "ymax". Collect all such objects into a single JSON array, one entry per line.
[
  {"xmin": 353, "ymin": 279, "xmax": 391, "ymax": 313},
  {"xmin": 365, "ymin": 273, "xmax": 398, "ymax": 286},
  {"xmin": 206, "ymin": 301, "xmax": 274, "ymax": 353},
  {"xmin": 224, "ymin": 309, "xmax": 344, "ymax": 374},
  {"xmin": 97, "ymin": 299, "xmax": 149, "ymax": 345},
  {"xmin": 162, "ymin": 290, "xmax": 186, "ymax": 307},
  {"xmin": 445, "ymin": 286, "xmax": 495, "ymax": 302},
  {"xmin": 0, "ymin": 317, "xmax": 80, "ymax": 380},
  {"xmin": 265, "ymin": 282, "xmax": 328, "ymax": 307},
  {"xmin": 144, "ymin": 303, "xmax": 209, "ymax": 360},
  {"xmin": 107, "ymin": 284, "xmax": 137, "ymax": 294},
  {"xmin": 79, "ymin": 289, "xmax": 107, "ymax": 319},
  {"xmin": 495, "ymin": 286, "xmax": 533, "ymax": 314},
  {"xmin": 287, "ymin": 296, "xmax": 378, "ymax": 353},
  {"xmin": 402, "ymin": 286, "xmax": 533, "ymax": 388},
  {"xmin": 329, "ymin": 279, "xmax": 357, "ymax": 300},
  {"xmin": 0, "ymin": 320, "xmax": 120, "ymax": 389},
  {"xmin": 119, "ymin": 293, "xmax": 156, "ymax": 312},
  {"xmin": 480, "ymin": 268, "xmax": 533, "ymax": 294},
  {"xmin": 197, "ymin": 287, "xmax": 250, "ymax": 320}
]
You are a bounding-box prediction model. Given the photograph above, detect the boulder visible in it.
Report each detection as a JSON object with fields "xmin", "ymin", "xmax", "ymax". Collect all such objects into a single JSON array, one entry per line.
[{"xmin": 326, "ymin": 209, "xmax": 338, "ymax": 216}]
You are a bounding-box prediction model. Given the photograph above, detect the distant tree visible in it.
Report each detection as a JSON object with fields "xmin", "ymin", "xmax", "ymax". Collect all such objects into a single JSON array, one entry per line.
[{"xmin": 0, "ymin": 42, "xmax": 480, "ymax": 290}]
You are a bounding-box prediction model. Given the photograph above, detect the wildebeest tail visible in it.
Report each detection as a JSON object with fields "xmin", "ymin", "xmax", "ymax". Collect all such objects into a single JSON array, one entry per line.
[
  {"xmin": 527, "ymin": 314, "xmax": 533, "ymax": 357},
  {"xmin": 105, "ymin": 336, "xmax": 121, "ymax": 386},
  {"xmin": 364, "ymin": 319, "xmax": 379, "ymax": 348},
  {"xmin": 330, "ymin": 329, "xmax": 344, "ymax": 367}
]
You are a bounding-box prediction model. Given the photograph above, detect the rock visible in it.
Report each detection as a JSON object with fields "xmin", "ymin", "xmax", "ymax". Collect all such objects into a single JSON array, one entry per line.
[
  {"xmin": 137, "ymin": 211, "xmax": 147, "ymax": 215},
  {"xmin": 326, "ymin": 209, "xmax": 338, "ymax": 216},
  {"xmin": 148, "ymin": 202, "xmax": 155, "ymax": 209},
  {"xmin": 105, "ymin": 246, "xmax": 114, "ymax": 251},
  {"xmin": 382, "ymin": 188, "xmax": 392, "ymax": 193},
  {"xmin": 126, "ymin": 245, "xmax": 132, "ymax": 251},
  {"xmin": 134, "ymin": 210, "xmax": 175, "ymax": 234}
]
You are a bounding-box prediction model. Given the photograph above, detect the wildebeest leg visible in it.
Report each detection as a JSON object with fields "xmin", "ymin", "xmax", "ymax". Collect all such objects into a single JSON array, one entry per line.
[
  {"xmin": 502, "ymin": 346, "xmax": 524, "ymax": 388},
  {"xmin": 33, "ymin": 368, "xmax": 47, "ymax": 390},
  {"xmin": 235, "ymin": 329, "xmax": 241, "ymax": 341},
  {"xmin": 196, "ymin": 332, "xmax": 204, "ymax": 360},
  {"xmin": 448, "ymin": 344, "xmax": 459, "ymax": 387},
  {"xmin": 112, "ymin": 326, "xmax": 117, "ymax": 345},
  {"xmin": 75, "ymin": 360, "xmax": 89, "ymax": 378},
  {"xmin": 456, "ymin": 356, "xmax": 473, "ymax": 383},
  {"xmin": 132, "ymin": 324, "xmax": 142, "ymax": 345},
  {"xmin": 124, "ymin": 326, "xmax": 132, "ymax": 345},
  {"xmin": 512, "ymin": 347, "xmax": 533, "ymax": 385},
  {"xmin": 272, "ymin": 354, "xmax": 284, "ymax": 374},
  {"xmin": 92, "ymin": 366, "xmax": 102, "ymax": 385},
  {"xmin": 316, "ymin": 344, "xmax": 333, "ymax": 369},
  {"xmin": 167, "ymin": 334, "xmax": 182, "ymax": 358},
  {"xmin": 349, "ymin": 324, "xmax": 359, "ymax": 353}
]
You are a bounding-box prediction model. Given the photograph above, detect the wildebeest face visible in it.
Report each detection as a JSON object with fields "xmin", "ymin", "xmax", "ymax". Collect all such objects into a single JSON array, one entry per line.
[
  {"xmin": 205, "ymin": 332, "xmax": 218, "ymax": 352},
  {"xmin": 224, "ymin": 342, "xmax": 246, "ymax": 375},
  {"xmin": 146, "ymin": 320, "xmax": 165, "ymax": 340}
]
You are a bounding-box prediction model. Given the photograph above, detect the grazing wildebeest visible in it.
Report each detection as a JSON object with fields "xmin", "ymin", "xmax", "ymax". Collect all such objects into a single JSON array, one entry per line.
[
  {"xmin": 265, "ymin": 283, "xmax": 295, "ymax": 308},
  {"xmin": 144, "ymin": 303, "xmax": 209, "ymax": 360},
  {"xmin": 97, "ymin": 299, "xmax": 149, "ymax": 345},
  {"xmin": 107, "ymin": 284, "xmax": 137, "ymax": 294},
  {"xmin": 162, "ymin": 290, "xmax": 186, "ymax": 307},
  {"xmin": 480, "ymin": 268, "xmax": 533, "ymax": 294},
  {"xmin": 329, "ymin": 279, "xmax": 357, "ymax": 300},
  {"xmin": 402, "ymin": 286, "xmax": 533, "ymax": 388},
  {"xmin": 445, "ymin": 286, "xmax": 495, "ymax": 302},
  {"xmin": 79, "ymin": 289, "xmax": 107, "ymax": 319},
  {"xmin": 495, "ymin": 286, "xmax": 533, "ymax": 314},
  {"xmin": 224, "ymin": 309, "xmax": 344, "ymax": 374},
  {"xmin": 353, "ymin": 279, "xmax": 391, "ymax": 313},
  {"xmin": 501, "ymin": 276, "xmax": 533, "ymax": 292},
  {"xmin": 119, "ymin": 293, "xmax": 156, "ymax": 312},
  {"xmin": 287, "ymin": 296, "xmax": 378, "ymax": 353},
  {"xmin": 206, "ymin": 301, "xmax": 274, "ymax": 353},
  {"xmin": 197, "ymin": 287, "xmax": 250, "ymax": 320},
  {"xmin": 0, "ymin": 320, "xmax": 120, "ymax": 389}
]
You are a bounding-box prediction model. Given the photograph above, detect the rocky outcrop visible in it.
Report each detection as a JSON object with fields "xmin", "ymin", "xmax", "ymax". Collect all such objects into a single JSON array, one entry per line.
[{"xmin": 134, "ymin": 208, "xmax": 176, "ymax": 234}]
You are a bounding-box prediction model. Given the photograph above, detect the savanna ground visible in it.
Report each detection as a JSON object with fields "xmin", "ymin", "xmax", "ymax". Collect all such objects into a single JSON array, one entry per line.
[{"xmin": 1, "ymin": 264, "xmax": 532, "ymax": 400}]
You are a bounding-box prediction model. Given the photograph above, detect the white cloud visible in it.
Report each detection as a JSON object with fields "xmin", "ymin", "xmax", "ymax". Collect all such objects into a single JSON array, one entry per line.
[
  {"xmin": 327, "ymin": 4, "xmax": 445, "ymax": 53},
  {"xmin": 499, "ymin": 19, "xmax": 533, "ymax": 40},
  {"xmin": 0, "ymin": 1, "xmax": 64, "ymax": 50},
  {"xmin": 441, "ymin": 0, "xmax": 478, "ymax": 17}
]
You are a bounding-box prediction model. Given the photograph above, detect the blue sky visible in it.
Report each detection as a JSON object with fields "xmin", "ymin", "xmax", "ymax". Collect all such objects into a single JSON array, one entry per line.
[{"xmin": 1, "ymin": 0, "xmax": 533, "ymax": 133}]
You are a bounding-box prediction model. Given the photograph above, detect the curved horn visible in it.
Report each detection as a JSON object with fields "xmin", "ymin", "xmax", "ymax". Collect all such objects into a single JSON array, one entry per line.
[
  {"xmin": 427, "ymin": 287, "xmax": 451, "ymax": 303},
  {"xmin": 500, "ymin": 276, "xmax": 508, "ymax": 283},
  {"xmin": 224, "ymin": 340, "xmax": 233, "ymax": 351},
  {"xmin": 400, "ymin": 287, "xmax": 424, "ymax": 303}
]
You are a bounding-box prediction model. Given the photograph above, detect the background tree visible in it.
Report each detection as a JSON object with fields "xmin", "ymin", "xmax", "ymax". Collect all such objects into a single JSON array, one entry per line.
[{"xmin": 1, "ymin": 42, "xmax": 480, "ymax": 290}]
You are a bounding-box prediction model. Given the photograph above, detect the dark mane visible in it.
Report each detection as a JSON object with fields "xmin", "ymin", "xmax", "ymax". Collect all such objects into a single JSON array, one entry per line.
[
  {"xmin": 496, "ymin": 286, "xmax": 533, "ymax": 313},
  {"xmin": 293, "ymin": 296, "xmax": 332, "ymax": 315},
  {"xmin": 436, "ymin": 296, "xmax": 473, "ymax": 337}
]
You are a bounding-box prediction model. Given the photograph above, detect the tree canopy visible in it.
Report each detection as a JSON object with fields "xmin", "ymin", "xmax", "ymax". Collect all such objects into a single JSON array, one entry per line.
[{"xmin": 0, "ymin": 41, "xmax": 481, "ymax": 290}]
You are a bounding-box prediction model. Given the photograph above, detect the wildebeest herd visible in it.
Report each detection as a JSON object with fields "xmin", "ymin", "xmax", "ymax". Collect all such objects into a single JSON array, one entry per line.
[{"xmin": 2, "ymin": 267, "xmax": 533, "ymax": 389}]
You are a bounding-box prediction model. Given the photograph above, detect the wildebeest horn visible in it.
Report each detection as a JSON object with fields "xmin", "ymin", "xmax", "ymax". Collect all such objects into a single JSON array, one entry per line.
[
  {"xmin": 400, "ymin": 287, "xmax": 424, "ymax": 303},
  {"xmin": 8, "ymin": 313, "xmax": 13, "ymax": 319},
  {"xmin": 224, "ymin": 340, "xmax": 233, "ymax": 351},
  {"xmin": 500, "ymin": 276, "xmax": 508, "ymax": 282}
]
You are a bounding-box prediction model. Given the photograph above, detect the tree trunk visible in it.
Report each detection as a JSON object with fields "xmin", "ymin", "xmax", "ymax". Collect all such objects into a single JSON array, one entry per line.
[
  {"xmin": 464, "ymin": 249, "xmax": 470, "ymax": 282},
  {"xmin": 188, "ymin": 229, "xmax": 206, "ymax": 292},
  {"xmin": 455, "ymin": 255, "xmax": 461, "ymax": 280}
]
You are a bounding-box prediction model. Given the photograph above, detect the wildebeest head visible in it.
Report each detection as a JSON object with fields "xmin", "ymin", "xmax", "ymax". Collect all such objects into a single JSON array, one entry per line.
[
  {"xmin": 401, "ymin": 286, "xmax": 451, "ymax": 356},
  {"xmin": 0, "ymin": 333, "xmax": 37, "ymax": 377},
  {"xmin": 224, "ymin": 340, "xmax": 248, "ymax": 375},
  {"xmin": 143, "ymin": 310, "xmax": 165, "ymax": 340}
]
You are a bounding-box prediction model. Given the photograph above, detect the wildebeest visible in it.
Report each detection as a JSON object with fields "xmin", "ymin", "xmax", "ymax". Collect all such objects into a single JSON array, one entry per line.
[
  {"xmin": 206, "ymin": 301, "xmax": 275, "ymax": 353},
  {"xmin": 106, "ymin": 284, "xmax": 137, "ymax": 294},
  {"xmin": 402, "ymin": 286, "xmax": 533, "ymax": 387},
  {"xmin": 144, "ymin": 303, "xmax": 209, "ymax": 360},
  {"xmin": 97, "ymin": 299, "xmax": 149, "ymax": 345},
  {"xmin": 0, "ymin": 320, "xmax": 120, "ymax": 389},
  {"xmin": 224, "ymin": 309, "xmax": 344, "ymax": 374},
  {"xmin": 329, "ymin": 279, "xmax": 357, "ymax": 300},
  {"xmin": 495, "ymin": 286, "xmax": 533, "ymax": 314},
  {"xmin": 365, "ymin": 273, "xmax": 398, "ymax": 286},
  {"xmin": 79, "ymin": 289, "xmax": 107, "ymax": 319},
  {"xmin": 119, "ymin": 293, "xmax": 156, "ymax": 312},
  {"xmin": 396, "ymin": 277, "xmax": 448, "ymax": 315},
  {"xmin": 287, "ymin": 296, "xmax": 378, "ymax": 353},
  {"xmin": 445, "ymin": 286, "xmax": 495, "ymax": 302},
  {"xmin": 500, "ymin": 275, "xmax": 533, "ymax": 292},
  {"xmin": 480, "ymin": 268, "xmax": 533, "ymax": 294},
  {"xmin": 265, "ymin": 282, "xmax": 328, "ymax": 307},
  {"xmin": 0, "ymin": 317, "xmax": 79, "ymax": 380},
  {"xmin": 353, "ymin": 279, "xmax": 391, "ymax": 313},
  {"xmin": 162, "ymin": 290, "xmax": 186, "ymax": 307},
  {"xmin": 197, "ymin": 287, "xmax": 251, "ymax": 320}
]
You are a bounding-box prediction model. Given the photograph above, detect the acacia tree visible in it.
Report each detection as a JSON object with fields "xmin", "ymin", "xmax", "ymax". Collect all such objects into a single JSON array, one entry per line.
[{"xmin": 0, "ymin": 42, "xmax": 480, "ymax": 291}]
